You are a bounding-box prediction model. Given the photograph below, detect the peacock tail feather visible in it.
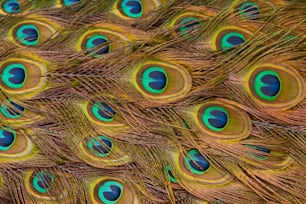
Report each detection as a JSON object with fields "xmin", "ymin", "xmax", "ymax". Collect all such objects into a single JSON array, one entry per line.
[{"xmin": 0, "ymin": 0, "xmax": 305, "ymax": 203}]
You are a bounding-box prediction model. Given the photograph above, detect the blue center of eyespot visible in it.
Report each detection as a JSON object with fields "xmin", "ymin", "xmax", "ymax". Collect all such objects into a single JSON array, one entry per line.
[
  {"xmin": 221, "ymin": 32, "xmax": 246, "ymax": 51},
  {"xmin": 185, "ymin": 149, "xmax": 210, "ymax": 175},
  {"xmin": 120, "ymin": 0, "xmax": 143, "ymax": 18},
  {"xmin": 254, "ymin": 70, "xmax": 281, "ymax": 101},
  {"xmin": 0, "ymin": 127, "xmax": 16, "ymax": 151},
  {"xmin": 0, "ymin": 100, "xmax": 25, "ymax": 119},
  {"xmin": 2, "ymin": 0, "xmax": 21, "ymax": 14},
  {"xmin": 239, "ymin": 2, "xmax": 260, "ymax": 20},
  {"xmin": 85, "ymin": 34, "xmax": 110, "ymax": 57},
  {"xmin": 63, "ymin": 0, "xmax": 81, "ymax": 7},
  {"xmin": 98, "ymin": 180, "xmax": 124, "ymax": 203},
  {"xmin": 32, "ymin": 172, "xmax": 55, "ymax": 193},
  {"xmin": 202, "ymin": 106, "xmax": 229, "ymax": 132},
  {"xmin": 2, "ymin": 63, "xmax": 26, "ymax": 89},
  {"xmin": 16, "ymin": 24, "xmax": 39, "ymax": 46},
  {"xmin": 141, "ymin": 67, "xmax": 168, "ymax": 94},
  {"xmin": 91, "ymin": 102, "xmax": 117, "ymax": 122},
  {"xmin": 87, "ymin": 136, "xmax": 113, "ymax": 157}
]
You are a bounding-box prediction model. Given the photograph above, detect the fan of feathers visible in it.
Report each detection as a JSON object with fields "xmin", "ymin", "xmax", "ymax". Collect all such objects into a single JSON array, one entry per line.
[{"xmin": 0, "ymin": 0, "xmax": 305, "ymax": 203}]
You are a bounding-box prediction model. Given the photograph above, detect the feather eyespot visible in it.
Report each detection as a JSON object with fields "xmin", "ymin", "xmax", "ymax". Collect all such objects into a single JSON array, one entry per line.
[
  {"xmin": 247, "ymin": 64, "xmax": 304, "ymax": 109},
  {"xmin": 184, "ymin": 149, "xmax": 210, "ymax": 175},
  {"xmin": 62, "ymin": 0, "xmax": 81, "ymax": 7},
  {"xmin": 78, "ymin": 26, "xmax": 131, "ymax": 57},
  {"xmin": 0, "ymin": 127, "xmax": 16, "ymax": 151},
  {"xmin": 220, "ymin": 31, "xmax": 246, "ymax": 51},
  {"xmin": 0, "ymin": 100, "xmax": 25, "ymax": 119},
  {"xmin": 118, "ymin": 0, "xmax": 143, "ymax": 19},
  {"xmin": 91, "ymin": 102, "xmax": 117, "ymax": 123},
  {"xmin": 245, "ymin": 144, "xmax": 270, "ymax": 161},
  {"xmin": 1, "ymin": 63, "xmax": 26, "ymax": 89},
  {"xmin": 213, "ymin": 27, "xmax": 251, "ymax": 51},
  {"xmin": 82, "ymin": 101, "xmax": 126, "ymax": 128},
  {"xmin": 193, "ymin": 99, "xmax": 252, "ymax": 140},
  {"xmin": 10, "ymin": 19, "xmax": 58, "ymax": 46},
  {"xmin": 89, "ymin": 177, "xmax": 139, "ymax": 204},
  {"xmin": 113, "ymin": 0, "xmax": 160, "ymax": 20},
  {"xmin": 85, "ymin": 135, "xmax": 113, "ymax": 157},
  {"xmin": 95, "ymin": 180, "xmax": 124, "ymax": 203},
  {"xmin": 0, "ymin": 57, "xmax": 47, "ymax": 96},
  {"xmin": 238, "ymin": 2, "xmax": 260, "ymax": 20},
  {"xmin": 202, "ymin": 106, "xmax": 229, "ymax": 132},
  {"xmin": 177, "ymin": 17, "xmax": 201, "ymax": 37},
  {"xmin": 141, "ymin": 66, "xmax": 168, "ymax": 94},
  {"xmin": 133, "ymin": 60, "xmax": 192, "ymax": 103},
  {"xmin": 85, "ymin": 34, "xmax": 110, "ymax": 57},
  {"xmin": 1, "ymin": 0, "xmax": 21, "ymax": 14},
  {"xmin": 253, "ymin": 70, "xmax": 281, "ymax": 101},
  {"xmin": 164, "ymin": 165, "xmax": 177, "ymax": 183},
  {"xmin": 31, "ymin": 171, "xmax": 55, "ymax": 194},
  {"xmin": 15, "ymin": 24, "xmax": 39, "ymax": 46}
]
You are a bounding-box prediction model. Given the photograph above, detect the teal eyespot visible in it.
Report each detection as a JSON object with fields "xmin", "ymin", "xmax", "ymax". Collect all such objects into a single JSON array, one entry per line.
[
  {"xmin": 1, "ymin": 63, "xmax": 26, "ymax": 89},
  {"xmin": 87, "ymin": 136, "xmax": 113, "ymax": 157},
  {"xmin": 184, "ymin": 149, "xmax": 210, "ymax": 175},
  {"xmin": 32, "ymin": 171, "xmax": 55, "ymax": 193},
  {"xmin": 253, "ymin": 70, "xmax": 281, "ymax": 101},
  {"xmin": 178, "ymin": 17, "xmax": 201, "ymax": 37},
  {"xmin": 97, "ymin": 180, "xmax": 124, "ymax": 203},
  {"xmin": 0, "ymin": 100, "xmax": 25, "ymax": 119},
  {"xmin": 245, "ymin": 144, "xmax": 271, "ymax": 161},
  {"xmin": 15, "ymin": 24, "xmax": 40, "ymax": 46},
  {"xmin": 239, "ymin": 2, "xmax": 260, "ymax": 20},
  {"xmin": 2, "ymin": 0, "xmax": 21, "ymax": 14},
  {"xmin": 0, "ymin": 127, "xmax": 16, "ymax": 151},
  {"xmin": 91, "ymin": 102, "xmax": 117, "ymax": 122},
  {"xmin": 202, "ymin": 106, "xmax": 229, "ymax": 132},
  {"xmin": 119, "ymin": 0, "xmax": 143, "ymax": 19},
  {"xmin": 85, "ymin": 34, "xmax": 110, "ymax": 57},
  {"xmin": 62, "ymin": 0, "xmax": 81, "ymax": 7},
  {"xmin": 221, "ymin": 32, "xmax": 246, "ymax": 51},
  {"xmin": 141, "ymin": 67, "xmax": 168, "ymax": 94},
  {"xmin": 164, "ymin": 165, "xmax": 177, "ymax": 183}
]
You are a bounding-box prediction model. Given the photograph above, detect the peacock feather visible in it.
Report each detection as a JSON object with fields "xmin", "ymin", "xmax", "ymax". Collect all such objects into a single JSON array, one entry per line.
[{"xmin": 0, "ymin": 0, "xmax": 305, "ymax": 203}]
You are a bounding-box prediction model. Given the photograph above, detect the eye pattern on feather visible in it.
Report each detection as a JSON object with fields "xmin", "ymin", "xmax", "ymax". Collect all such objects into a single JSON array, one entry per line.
[
  {"xmin": 1, "ymin": 0, "xmax": 21, "ymax": 14},
  {"xmin": 90, "ymin": 102, "xmax": 117, "ymax": 123},
  {"xmin": 61, "ymin": 0, "xmax": 82, "ymax": 7},
  {"xmin": 245, "ymin": 144, "xmax": 271, "ymax": 161},
  {"xmin": 133, "ymin": 60, "xmax": 192, "ymax": 103},
  {"xmin": 113, "ymin": 0, "xmax": 160, "ymax": 20},
  {"xmin": 88, "ymin": 177, "xmax": 139, "ymax": 204},
  {"xmin": 184, "ymin": 149, "xmax": 211, "ymax": 175},
  {"xmin": 0, "ymin": 127, "xmax": 35, "ymax": 161},
  {"xmin": 164, "ymin": 164, "xmax": 177, "ymax": 183},
  {"xmin": 192, "ymin": 99, "xmax": 252, "ymax": 140},
  {"xmin": 95, "ymin": 180, "xmax": 124, "ymax": 203},
  {"xmin": 177, "ymin": 17, "xmax": 201, "ymax": 37},
  {"xmin": 0, "ymin": 127, "xmax": 16, "ymax": 151},
  {"xmin": 246, "ymin": 64, "xmax": 304, "ymax": 109},
  {"xmin": 0, "ymin": 100, "xmax": 25, "ymax": 119},
  {"xmin": 238, "ymin": 2, "xmax": 260, "ymax": 20},
  {"xmin": 10, "ymin": 19, "xmax": 58, "ymax": 46},
  {"xmin": 0, "ymin": 57, "xmax": 47, "ymax": 96},
  {"xmin": 84, "ymin": 135, "xmax": 113, "ymax": 157},
  {"xmin": 85, "ymin": 34, "xmax": 110, "ymax": 56},
  {"xmin": 31, "ymin": 171, "xmax": 55, "ymax": 194}
]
